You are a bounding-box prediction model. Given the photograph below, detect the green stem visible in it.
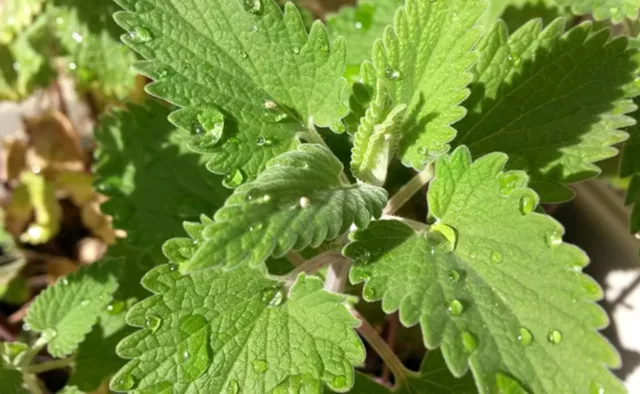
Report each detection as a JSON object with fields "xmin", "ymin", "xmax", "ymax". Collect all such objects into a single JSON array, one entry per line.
[
  {"xmin": 351, "ymin": 309, "xmax": 409, "ymax": 385},
  {"xmin": 383, "ymin": 162, "xmax": 434, "ymax": 216},
  {"xmin": 26, "ymin": 357, "xmax": 74, "ymax": 374}
]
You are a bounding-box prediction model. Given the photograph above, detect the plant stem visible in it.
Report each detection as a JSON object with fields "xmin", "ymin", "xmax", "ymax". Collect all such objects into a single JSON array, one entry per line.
[
  {"xmin": 383, "ymin": 163, "xmax": 434, "ymax": 216},
  {"xmin": 26, "ymin": 357, "xmax": 74, "ymax": 374},
  {"xmin": 351, "ymin": 309, "xmax": 409, "ymax": 385},
  {"xmin": 286, "ymin": 252, "xmax": 346, "ymax": 282},
  {"xmin": 286, "ymin": 251, "xmax": 305, "ymax": 267},
  {"xmin": 324, "ymin": 258, "xmax": 351, "ymax": 293}
]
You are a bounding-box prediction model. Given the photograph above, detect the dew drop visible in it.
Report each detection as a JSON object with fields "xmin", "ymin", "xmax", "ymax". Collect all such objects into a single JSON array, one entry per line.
[
  {"xmin": 182, "ymin": 350, "xmax": 190, "ymax": 360},
  {"xmin": 227, "ymin": 380, "xmax": 240, "ymax": 394},
  {"xmin": 352, "ymin": 248, "xmax": 371, "ymax": 265},
  {"xmin": 129, "ymin": 26, "xmax": 152, "ymax": 43},
  {"xmin": 145, "ymin": 314, "xmax": 163, "ymax": 333},
  {"xmin": 461, "ymin": 331, "xmax": 478, "ymax": 353},
  {"xmin": 223, "ymin": 169, "xmax": 245, "ymax": 188},
  {"xmin": 261, "ymin": 286, "xmax": 285, "ymax": 307},
  {"xmin": 351, "ymin": 269, "xmax": 370, "ymax": 282},
  {"xmin": 448, "ymin": 270, "xmax": 461, "ymax": 283},
  {"xmin": 239, "ymin": 51, "xmax": 248, "ymax": 59},
  {"xmin": 68, "ymin": 62, "xmax": 77, "ymax": 71},
  {"xmin": 490, "ymin": 251, "xmax": 503, "ymax": 264},
  {"xmin": 448, "ymin": 299, "xmax": 464, "ymax": 316},
  {"xmin": 292, "ymin": 46, "xmax": 300, "ymax": 55},
  {"xmin": 418, "ymin": 146, "xmax": 428, "ymax": 156},
  {"xmin": 80, "ymin": 299, "xmax": 89, "ymax": 307},
  {"xmin": 169, "ymin": 263, "xmax": 178, "ymax": 272},
  {"xmin": 197, "ymin": 110, "xmax": 225, "ymax": 142},
  {"xmin": 249, "ymin": 25, "xmax": 258, "ymax": 33},
  {"xmin": 518, "ymin": 327, "xmax": 533, "ymax": 345},
  {"xmin": 299, "ymin": 196, "xmax": 311, "ymax": 208},
  {"xmin": 113, "ymin": 374, "xmax": 136, "ymax": 391},
  {"xmin": 255, "ymin": 136, "xmax": 268, "ymax": 146},
  {"xmin": 332, "ymin": 376, "xmax": 347, "ymax": 389},
  {"xmin": 243, "ymin": 0, "xmax": 262, "ymax": 14},
  {"xmin": 60, "ymin": 278, "xmax": 69, "ymax": 286},
  {"xmin": 429, "ymin": 223, "xmax": 458, "ymax": 251},
  {"xmin": 22, "ymin": 323, "xmax": 30, "ymax": 331},
  {"xmin": 320, "ymin": 44, "xmax": 329, "ymax": 53},
  {"xmin": 498, "ymin": 172, "xmax": 522, "ymax": 196},
  {"xmin": 71, "ymin": 32, "xmax": 83, "ymax": 43},
  {"xmin": 363, "ymin": 286, "xmax": 377, "ymax": 299},
  {"xmin": 107, "ymin": 300, "xmax": 126, "ymax": 315},
  {"xmin": 384, "ymin": 67, "xmax": 401, "ymax": 80},
  {"xmin": 252, "ymin": 359, "xmax": 268, "ymax": 374},
  {"xmin": 354, "ymin": 22, "xmax": 363, "ymax": 29},
  {"xmin": 547, "ymin": 329, "xmax": 562, "ymax": 344},
  {"xmin": 250, "ymin": 222, "xmax": 264, "ymax": 232},
  {"xmin": 519, "ymin": 193, "xmax": 536, "ymax": 215},
  {"xmin": 544, "ymin": 229, "xmax": 562, "ymax": 247}
]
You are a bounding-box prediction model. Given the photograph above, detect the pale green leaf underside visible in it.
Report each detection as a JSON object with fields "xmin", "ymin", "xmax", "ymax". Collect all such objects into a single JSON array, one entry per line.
[
  {"xmin": 454, "ymin": 19, "xmax": 639, "ymax": 202},
  {"xmin": 351, "ymin": 79, "xmax": 406, "ymax": 186},
  {"xmin": 183, "ymin": 144, "xmax": 387, "ymax": 272},
  {"xmin": 112, "ymin": 265, "xmax": 364, "ymax": 393},
  {"xmin": 366, "ymin": 0, "xmax": 485, "ymax": 169},
  {"xmin": 51, "ymin": 0, "xmax": 137, "ymax": 99},
  {"xmin": 555, "ymin": 0, "xmax": 640, "ymax": 22},
  {"xmin": 113, "ymin": 0, "xmax": 348, "ymax": 180},
  {"xmin": 25, "ymin": 259, "xmax": 120, "ymax": 358},
  {"xmin": 344, "ymin": 146, "xmax": 623, "ymax": 394}
]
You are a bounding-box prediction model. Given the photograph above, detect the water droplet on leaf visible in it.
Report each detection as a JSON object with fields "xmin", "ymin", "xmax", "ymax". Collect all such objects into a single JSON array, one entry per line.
[
  {"xmin": 252, "ymin": 359, "xmax": 268, "ymax": 374},
  {"xmin": 107, "ymin": 300, "xmax": 126, "ymax": 315},
  {"xmin": 418, "ymin": 146, "xmax": 428, "ymax": 156},
  {"xmin": 547, "ymin": 329, "xmax": 562, "ymax": 344},
  {"xmin": 363, "ymin": 286, "xmax": 377, "ymax": 299},
  {"xmin": 332, "ymin": 376, "xmax": 347, "ymax": 389},
  {"xmin": 461, "ymin": 331, "xmax": 477, "ymax": 353},
  {"xmin": 299, "ymin": 196, "xmax": 311, "ymax": 208},
  {"xmin": 292, "ymin": 47, "xmax": 300, "ymax": 55},
  {"xmin": 448, "ymin": 299, "xmax": 464, "ymax": 316},
  {"xmin": 223, "ymin": 169, "xmax": 245, "ymax": 188},
  {"xmin": 264, "ymin": 100, "xmax": 277, "ymax": 110},
  {"xmin": 129, "ymin": 26, "xmax": 152, "ymax": 43},
  {"xmin": 448, "ymin": 270, "xmax": 461, "ymax": 283},
  {"xmin": 499, "ymin": 172, "xmax": 523, "ymax": 195},
  {"xmin": 227, "ymin": 380, "xmax": 240, "ymax": 394},
  {"xmin": 113, "ymin": 374, "xmax": 136, "ymax": 391},
  {"xmin": 239, "ymin": 51, "xmax": 248, "ymax": 59},
  {"xmin": 519, "ymin": 193, "xmax": 536, "ymax": 215},
  {"xmin": 71, "ymin": 32, "xmax": 83, "ymax": 43},
  {"xmin": 197, "ymin": 110, "xmax": 224, "ymax": 142},
  {"xmin": 261, "ymin": 286, "xmax": 285, "ymax": 307},
  {"xmin": 544, "ymin": 229, "xmax": 562, "ymax": 247},
  {"xmin": 80, "ymin": 299, "xmax": 89, "ymax": 307},
  {"xmin": 250, "ymin": 222, "xmax": 263, "ymax": 232},
  {"xmin": 490, "ymin": 251, "xmax": 503, "ymax": 264},
  {"xmin": 243, "ymin": 0, "xmax": 262, "ymax": 14},
  {"xmin": 145, "ymin": 314, "xmax": 162, "ymax": 333},
  {"xmin": 428, "ymin": 223, "xmax": 458, "ymax": 251},
  {"xmin": 384, "ymin": 67, "xmax": 401, "ymax": 80},
  {"xmin": 518, "ymin": 327, "xmax": 533, "ymax": 345},
  {"xmin": 590, "ymin": 381, "xmax": 605, "ymax": 394}
]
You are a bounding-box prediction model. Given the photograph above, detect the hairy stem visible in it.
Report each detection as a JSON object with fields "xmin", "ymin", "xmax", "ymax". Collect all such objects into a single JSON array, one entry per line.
[
  {"xmin": 383, "ymin": 162, "xmax": 434, "ymax": 216},
  {"xmin": 351, "ymin": 309, "xmax": 409, "ymax": 385},
  {"xmin": 26, "ymin": 357, "xmax": 74, "ymax": 374},
  {"xmin": 324, "ymin": 258, "xmax": 351, "ymax": 293}
]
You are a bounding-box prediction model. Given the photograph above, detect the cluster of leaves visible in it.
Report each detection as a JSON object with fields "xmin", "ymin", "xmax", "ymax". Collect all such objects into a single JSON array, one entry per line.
[
  {"xmin": 0, "ymin": 0, "xmax": 137, "ymax": 101},
  {"xmin": 4, "ymin": 0, "xmax": 640, "ymax": 393}
]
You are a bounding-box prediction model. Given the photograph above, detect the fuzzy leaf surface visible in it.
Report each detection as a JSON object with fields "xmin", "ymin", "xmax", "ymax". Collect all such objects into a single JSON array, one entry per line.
[
  {"xmin": 344, "ymin": 146, "xmax": 623, "ymax": 393},
  {"xmin": 112, "ymin": 265, "xmax": 364, "ymax": 393},
  {"xmin": 113, "ymin": 0, "xmax": 348, "ymax": 180},
  {"xmin": 363, "ymin": 0, "xmax": 485, "ymax": 169},
  {"xmin": 25, "ymin": 259, "xmax": 120, "ymax": 357},
  {"xmin": 184, "ymin": 144, "xmax": 387, "ymax": 272},
  {"xmin": 454, "ymin": 20, "xmax": 640, "ymax": 202}
]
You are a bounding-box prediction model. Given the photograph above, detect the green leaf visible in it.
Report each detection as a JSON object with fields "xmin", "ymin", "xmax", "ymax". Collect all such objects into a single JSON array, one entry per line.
[
  {"xmin": 364, "ymin": 0, "xmax": 485, "ymax": 170},
  {"xmin": 95, "ymin": 102, "xmax": 229, "ymax": 263},
  {"xmin": 0, "ymin": 12, "xmax": 55, "ymax": 101},
  {"xmin": 478, "ymin": 0, "xmax": 564, "ymax": 32},
  {"xmin": 344, "ymin": 146, "xmax": 623, "ymax": 394},
  {"xmin": 351, "ymin": 79, "xmax": 406, "ymax": 186},
  {"xmin": 453, "ymin": 20, "xmax": 640, "ymax": 202},
  {"xmin": 325, "ymin": 0, "xmax": 403, "ymax": 80},
  {"xmin": 111, "ymin": 265, "xmax": 364, "ymax": 393},
  {"xmin": 0, "ymin": 364, "xmax": 27, "ymax": 394},
  {"xmin": 0, "ymin": 0, "xmax": 45, "ymax": 44},
  {"xmin": 58, "ymin": 386, "xmax": 85, "ymax": 394},
  {"xmin": 398, "ymin": 350, "xmax": 477, "ymax": 393},
  {"xmin": 183, "ymin": 144, "xmax": 387, "ymax": 272},
  {"xmin": 25, "ymin": 259, "xmax": 120, "ymax": 357},
  {"xmin": 113, "ymin": 0, "xmax": 348, "ymax": 180},
  {"xmin": 555, "ymin": 0, "xmax": 640, "ymax": 22},
  {"xmin": 69, "ymin": 311, "xmax": 135, "ymax": 392},
  {"xmin": 51, "ymin": 0, "xmax": 138, "ymax": 99},
  {"xmin": 622, "ymin": 104, "xmax": 640, "ymax": 233}
]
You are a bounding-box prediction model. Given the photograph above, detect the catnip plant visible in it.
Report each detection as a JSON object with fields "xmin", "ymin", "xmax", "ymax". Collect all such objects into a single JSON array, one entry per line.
[{"xmin": 2, "ymin": 0, "xmax": 640, "ymax": 393}]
